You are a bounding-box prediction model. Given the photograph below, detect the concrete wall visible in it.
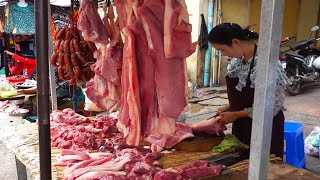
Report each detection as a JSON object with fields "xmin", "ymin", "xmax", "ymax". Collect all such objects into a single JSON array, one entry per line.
[
  {"xmin": 185, "ymin": 0, "xmax": 252, "ymax": 86},
  {"xmin": 296, "ymin": 0, "xmax": 320, "ymax": 42},
  {"xmin": 249, "ymin": 0, "xmax": 312, "ymax": 41},
  {"xmin": 185, "ymin": 0, "xmax": 202, "ymax": 85},
  {"xmin": 218, "ymin": 0, "xmax": 251, "ymax": 85}
]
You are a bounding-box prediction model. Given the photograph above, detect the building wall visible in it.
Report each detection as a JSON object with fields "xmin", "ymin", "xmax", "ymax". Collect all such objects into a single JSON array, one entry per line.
[
  {"xmin": 296, "ymin": 0, "xmax": 320, "ymax": 42},
  {"xmin": 249, "ymin": 0, "xmax": 310, "ymax": 41},
  {"xmin": 185, "ymin": 0, "xmax": 202, "ymax": 85},
  {"xmin": 216, "ymin": 0, "xmax": 250, "ymax": 85}
]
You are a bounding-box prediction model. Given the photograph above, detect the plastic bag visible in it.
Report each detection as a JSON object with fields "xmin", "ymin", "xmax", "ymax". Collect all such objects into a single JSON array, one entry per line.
[
  {"xmin": 212, "ymin": 134, "xmax": 248, "ymax": 153},
  {"xmin": 0, "ymin": 82, "xmax": 17, "ymax": 98},
  {"xmin": 304, "ymin": 127, "xmax": 320, "ymax": 157}
]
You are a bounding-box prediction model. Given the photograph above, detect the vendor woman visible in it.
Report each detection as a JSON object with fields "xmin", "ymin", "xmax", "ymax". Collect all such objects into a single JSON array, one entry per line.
[{"xmin": 207, "ymin": 23, "xmax": 289, "ymax": 157}]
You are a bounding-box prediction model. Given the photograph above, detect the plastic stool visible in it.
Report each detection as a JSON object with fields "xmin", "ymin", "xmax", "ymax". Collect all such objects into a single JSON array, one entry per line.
[{"xmin": 284, "ymin": 121, "xmax": 306, "ymax": 168}]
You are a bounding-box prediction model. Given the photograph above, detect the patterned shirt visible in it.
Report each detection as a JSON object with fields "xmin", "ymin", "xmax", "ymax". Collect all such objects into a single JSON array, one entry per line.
[
  {"xmin": 227, "ymin": 55, "xmax": 290, "ymax": 118},
  {"xmin": 5, "ymin": 3, "xmax": 35, "ymax": 35}
]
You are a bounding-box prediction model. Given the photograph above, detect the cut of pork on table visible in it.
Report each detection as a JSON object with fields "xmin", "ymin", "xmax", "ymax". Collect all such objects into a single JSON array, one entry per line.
[
  {"xmin": 154, "ymin": 160, "xmax": 223, "ymax": 180},
  {"xmin": 50, "ymin": 109, "xmax": 125, "ymax": 150},
  {"xmin": 56, "ymin": 148, "xmax": 162, "ymax": 180},
  {"xmin": 191, "ymin": 116, "xmax": 227, "ymax": 135}
]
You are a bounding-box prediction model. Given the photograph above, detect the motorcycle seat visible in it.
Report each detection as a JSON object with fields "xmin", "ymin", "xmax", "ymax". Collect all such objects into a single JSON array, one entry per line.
[
  {"xmin": 291, "ymin": 38, "xmax": 316, "ymax": 51},
  {"xmin": 286, "ymin": 53, "xmax": 305, "ymax": 60}
]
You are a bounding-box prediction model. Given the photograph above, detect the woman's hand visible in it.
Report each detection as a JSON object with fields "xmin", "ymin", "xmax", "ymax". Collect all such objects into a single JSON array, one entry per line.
[
  {"xmin": 219, "ymin": 110, "xmax": 250, "ymax": 124},
  {"xmin": 17, "ymin": 89, "xmax": 25, "ymax": 94},
  {"xmin": 4, "ymin": 50, "xmax": 13, "ymax": 56},
  {"xmin": 217, "ymin": 104, "xmax": 230, "ymax": 113},
  {"xmin": 219, "ymin": 111, "xmax": 238, "ymax": 124}
]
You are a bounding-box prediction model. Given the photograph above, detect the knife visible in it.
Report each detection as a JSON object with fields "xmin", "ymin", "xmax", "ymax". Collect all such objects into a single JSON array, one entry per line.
[
  {"xmin": 205, "ymin": 111, "xmax": 220, "ymax": 120},
  {"xmin": 204, "ymin": 148, "xmax": 250, "ymax": 167}
]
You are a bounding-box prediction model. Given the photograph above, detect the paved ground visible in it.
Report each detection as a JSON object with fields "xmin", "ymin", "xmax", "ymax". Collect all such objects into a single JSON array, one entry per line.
[{"xmin": 284, "ymin": 83, "xmax": 320, "ymax": 174}]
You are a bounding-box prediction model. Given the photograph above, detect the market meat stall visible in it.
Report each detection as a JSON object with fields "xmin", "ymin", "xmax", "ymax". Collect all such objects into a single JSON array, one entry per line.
[
  {"xmin": 0, "ymin": 122, "xmax": 319, "ymax": 180},
  {"xmin": 0, "ymin": 0, "xmax": 318, "ymax": 180}
]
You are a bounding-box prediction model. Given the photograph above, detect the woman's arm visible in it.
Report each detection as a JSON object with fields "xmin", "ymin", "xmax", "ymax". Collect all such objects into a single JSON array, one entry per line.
[
  {"xmin": 18, "ymin": 87, "xmax": 37, "ymax": 94},
  {"xmin": 219, "ymin": 110, "xmax": 250, "ymax": 124},
  {"xmin": 5, "ymin": 50, "xmax": 36, "ymax": 65},
  {"xmin": 217, "ymin": 104, "xmax": 230, "ymax": 113},
  {"xmin": 12, "ymin": 54, "xmax": 36, "ymax": 65}
]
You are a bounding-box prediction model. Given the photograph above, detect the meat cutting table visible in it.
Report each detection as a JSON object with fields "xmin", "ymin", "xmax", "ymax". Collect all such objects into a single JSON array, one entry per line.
[{"xmin": 0, "ymin": 124, "xmax": 319, "ymax": 180}]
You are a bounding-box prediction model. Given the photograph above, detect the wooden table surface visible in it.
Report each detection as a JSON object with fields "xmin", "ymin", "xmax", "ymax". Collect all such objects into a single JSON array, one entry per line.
[{"xmin": 0, "ymin": 124, "xmax": 319, "ymax": 180}]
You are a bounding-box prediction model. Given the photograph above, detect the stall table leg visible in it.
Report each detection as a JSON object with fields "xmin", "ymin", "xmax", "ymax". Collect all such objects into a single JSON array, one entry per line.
[{"xmin": 15, "ymin": 156, "xmax": 27, "ymax": 180}]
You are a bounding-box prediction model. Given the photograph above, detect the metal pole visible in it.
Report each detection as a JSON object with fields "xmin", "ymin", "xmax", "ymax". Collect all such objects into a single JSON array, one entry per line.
[
  {"xmin": 73, "ymin": 85, "xmax": 78, "ymax": 112},
  {"xmin": 48, "ymin": 5, "xmax": 58, "ymax": 111},
  {"xmin": 203, "ymin": 0, "xmax": 214, "ymax": 87},
  {"xmin": 216, "ymin": 0, "xmax": 222, "ymax": 86},
  {"xmin": 35, "ymin": 0, "xmax": 52, "ymax": 179},
  {"xmin": 248, "ymin": 0, "xmax": 284, "ymax": 179}
]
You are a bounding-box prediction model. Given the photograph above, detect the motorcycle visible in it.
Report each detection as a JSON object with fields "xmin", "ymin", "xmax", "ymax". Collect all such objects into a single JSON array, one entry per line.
[{"xmin": 280, "ymin": 25, "xmax": 320, "ymax": 95}]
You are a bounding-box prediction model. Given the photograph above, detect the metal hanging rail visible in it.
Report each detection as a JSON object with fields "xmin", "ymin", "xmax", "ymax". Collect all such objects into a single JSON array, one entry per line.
[
  {"xmin": 35, "ymin": 0, "xmax": 52, "ymax": 179},
  {"xmin": 248, "ymin": 0, "xmax": 285, "ymax": 179}
]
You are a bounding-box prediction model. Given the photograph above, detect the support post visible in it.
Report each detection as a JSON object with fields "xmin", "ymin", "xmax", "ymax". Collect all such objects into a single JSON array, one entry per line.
[
  {"xmin": 48, "ymin": 5, "xmax": 58, "ymax": 111},
  {"xmin": 35, "ymin": 0, "xmax": 52, "ymax": 179},
  {"xmin": 203, "ymin": 0, "xmax": 214, "ymax": 87},
  {"xmin": 248, "ymin": 0, "xmax": 284, "ymax": 179}
]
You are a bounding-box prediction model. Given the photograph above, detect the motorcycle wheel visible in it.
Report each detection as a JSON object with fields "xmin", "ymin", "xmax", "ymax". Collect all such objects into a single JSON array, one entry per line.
[{"xmin": 286, "ymin": 76, "xmax": 302, "ymax": 95}]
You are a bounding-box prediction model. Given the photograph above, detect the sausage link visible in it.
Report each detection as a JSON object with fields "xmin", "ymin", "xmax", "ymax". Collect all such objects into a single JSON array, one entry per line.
[
  {"xmin": 59, "ymin": 40, "xmax": 65, "ymax": 53},
  {"xmin": 64, "ymin": 40, "xmax": 71, "ymax": 54},
  {"xmin": 75, "ymin": 52, "xmax": 87, "ymax": 64},
  {"xmin": 57, "ymin": 53, "xmax": 64, "ymax": 66},
  {"xmin": 73, "ymin": 39, "xmax": 81, "ymax": 52},
  {"xmin": 65, "ymin": 30, "xmax": 71, "ymax": 40},
  {"xmin": 70, "ymin": 39, "xmax": 75, "ymax": 53},
  {"xmin": 74, "ymin": 67, "xmax": 82, "ymax": 80},
  {"xmin": 56, "ymin": 27, "xmax": 66, "ymax": 40},
  {"xmin": 87, "ymin": 42, "xmax": 97, "ymax": 52},
  {"xmin": 54, "ymin": 40, "xmax": 61, "ymax": 52},
  {"xmin": 71, "ymin": 53, "xmax": 80, "ymax": 67},
  {"xmin": 50, "ymin": 53, "xmax": 59, "ymax": 66},
  {"xmin": 58, "ymin": 66, "xmax": 65, "ymax": 80}
]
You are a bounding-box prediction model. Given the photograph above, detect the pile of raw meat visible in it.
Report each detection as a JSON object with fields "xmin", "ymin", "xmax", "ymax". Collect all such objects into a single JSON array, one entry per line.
[
  {"xmin": 154, "ymin": 160, "xmax": 223, "ymax": 180},
  {"xmin": 50, "ymin": 109, "xmax": 224, "ymax": 179},
  {"xmin": 54, "ymin": 148, "xmax": 164, "ymax": 180},
  {"xmin": 78, "ymin": 0, "xmax": 203, "ymax": 148},
  {"xmin": 54, "ymin": 149, "xmax": 223, "ymax": 180},
  {"xmin": 50, "ymin": 109, "xmax": 124, "ymax": 150},
  {"xmin": 0, "ymin": 100, "xmax": 19, "ymax": 113}
]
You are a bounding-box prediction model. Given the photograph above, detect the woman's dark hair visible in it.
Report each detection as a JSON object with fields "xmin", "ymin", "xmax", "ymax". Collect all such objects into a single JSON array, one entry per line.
[{"xmin": 208, "ymin": 23, "xmax": 259, "ymax": 46}]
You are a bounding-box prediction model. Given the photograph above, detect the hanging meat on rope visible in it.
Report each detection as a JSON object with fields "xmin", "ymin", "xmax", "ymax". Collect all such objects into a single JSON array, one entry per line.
[{"xmin": 84, "ymin": 2, "xmax": 124, "ymax": 112}]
